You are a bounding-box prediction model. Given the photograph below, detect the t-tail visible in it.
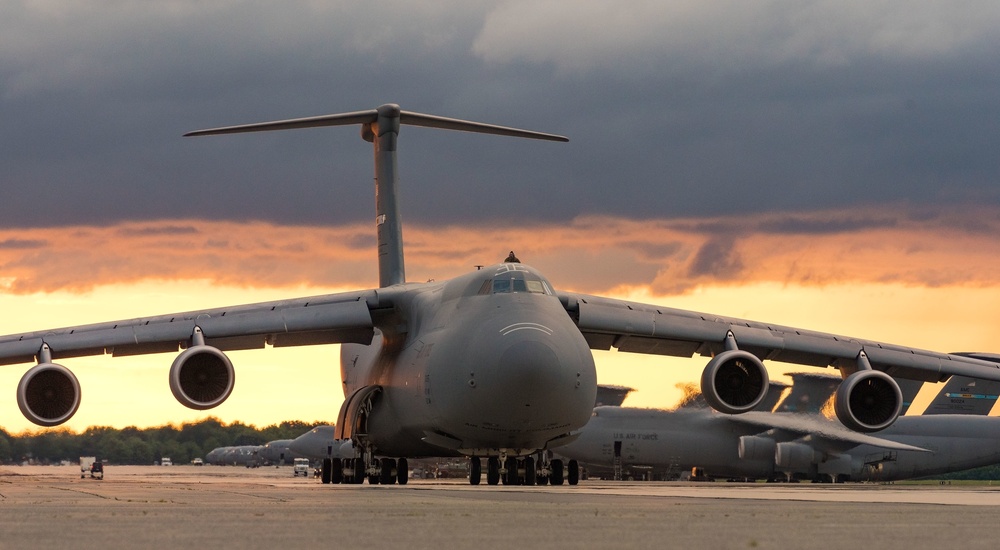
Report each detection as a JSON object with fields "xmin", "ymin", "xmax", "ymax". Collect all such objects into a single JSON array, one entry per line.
[{"xmin": 185, "ymin": 104, "xmax": 568, "ymax": 288}]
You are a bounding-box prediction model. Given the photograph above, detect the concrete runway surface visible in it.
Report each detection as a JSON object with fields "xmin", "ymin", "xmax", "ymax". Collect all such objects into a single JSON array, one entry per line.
[{"xmin": 2, "ymin": 465, "xmax": 1000, "ymax": 550}]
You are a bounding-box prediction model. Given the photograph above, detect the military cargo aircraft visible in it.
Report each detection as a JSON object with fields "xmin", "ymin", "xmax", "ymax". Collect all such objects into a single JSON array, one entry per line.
[
  {"xmin": 4, "ymin": 104, "xmax": 1000, "ymax": 486},
  {"xmin": 560, "ymin": 374, "xmax": 1000, "ymax": 482}
]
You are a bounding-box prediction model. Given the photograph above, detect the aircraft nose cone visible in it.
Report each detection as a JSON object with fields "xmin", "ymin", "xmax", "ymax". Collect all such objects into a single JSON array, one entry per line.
[
  {"xmin": 496, "ymin": 339, "xmax": 565, "ymax": 399},
  {"xmin": 471, "ymin": 338, "xmax": 589, "ymax": 431}
]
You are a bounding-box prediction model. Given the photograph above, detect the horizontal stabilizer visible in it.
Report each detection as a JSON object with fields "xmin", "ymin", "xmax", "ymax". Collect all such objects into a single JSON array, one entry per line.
[
  {"xmin": 400, "ymin": 111, "xmax": 568, "ymax": 141},
  {"xmin": 183, "ymin": 109, "xmax": 379, "ymax": 136},
  {"xmin": 185, "ymin": 104, "xmax": 569, "ymax": 142}
]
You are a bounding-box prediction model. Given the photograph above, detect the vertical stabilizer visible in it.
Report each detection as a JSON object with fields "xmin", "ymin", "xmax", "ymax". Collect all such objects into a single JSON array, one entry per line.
[
  {"xmin": 369, "ymin": 105, "xmax": 405, "ymax": 287},
  {"xmin": 185, "ymin": 103, "xmax": 567, "ymax": 288},
  {"xmin": 922, "ymin": 375, "xmax": 1000, "ymax": 415},
  {"xmin": 774, "ymin": 373, "xmax": 840, "ymax": 414}
]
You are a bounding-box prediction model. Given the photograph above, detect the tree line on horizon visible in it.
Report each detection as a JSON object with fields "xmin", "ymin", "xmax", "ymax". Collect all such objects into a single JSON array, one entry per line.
[
  {"xmin": 4, "ymin": 419, "xmax": 1000, "ymax": 480},
  {"xmin": 0, "ymin": 418, "xmax": 330, "ymax": 466}
]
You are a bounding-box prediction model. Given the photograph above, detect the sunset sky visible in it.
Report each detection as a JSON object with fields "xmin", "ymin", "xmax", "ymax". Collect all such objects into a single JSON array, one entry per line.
[{"xmin": 2, "ymin": 2, "xmax": 999, "ymax": 434}]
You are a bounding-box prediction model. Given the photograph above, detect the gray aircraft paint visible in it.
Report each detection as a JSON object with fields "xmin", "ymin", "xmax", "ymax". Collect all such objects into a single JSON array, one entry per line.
[
  {"xmin": 288, "ymin": 426, "xmax": 355, "ymax": 461},
  {"xmin": 558, "ymin": 406, "xmax": 943, "ymax": 481},
  {"xmin": 258, "ymin": 439, "xmax": 307, "ymax": 465},
  {"xmin": 561, "ymin": 374, "xmax": 1000, "ymax": 482}
]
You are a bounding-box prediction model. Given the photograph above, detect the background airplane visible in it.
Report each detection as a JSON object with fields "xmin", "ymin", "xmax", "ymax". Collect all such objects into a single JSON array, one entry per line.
[
  {"xmin": 561, "ymin": 374, "xmax": 1000, "ymax": 482},
  {"xmin": 4, "ymin": 104, "xmax": 1000, "ymax": 488},
  {"xmin": 205, "ymin": 445, "xmax": 264, "ymax": 467},
  {"xmin": 258, "ymin": 439, "xmax": 307, "ymax": 466}
]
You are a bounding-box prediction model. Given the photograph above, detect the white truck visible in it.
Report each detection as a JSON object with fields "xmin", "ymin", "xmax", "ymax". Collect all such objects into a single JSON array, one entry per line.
[
  {"xmin": 161, "ymin": 457, "xmax": 172, "ymax": 466},
  {"xmin": 293, "ymin": 458, "xmax": 311, "ymax": 477},
  {"xmin": 79, "ymin": 457, "xmax": 103, "ymax": 479},
  {"xmin": 80, "ymin": 456, "xmax": 95, "ymax": 478}
]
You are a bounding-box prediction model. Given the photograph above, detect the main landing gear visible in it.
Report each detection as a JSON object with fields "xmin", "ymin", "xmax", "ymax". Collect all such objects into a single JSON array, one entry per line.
[
  {"xmin": 467, "ymin": 454, "xmax": 579, "ymax": 486},
  {"xmin": 320, "ymin": 453, "xmax": 409, "ymax": 485}
]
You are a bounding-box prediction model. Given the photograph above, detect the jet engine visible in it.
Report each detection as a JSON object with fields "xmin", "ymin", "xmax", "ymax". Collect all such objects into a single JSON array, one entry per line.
[
  {"xmin": 700, "ymin": 350, "xmax": 769, "ymax": 414},
  {"xmin": 17, "ymin": 362, "xmax": 81, "ymax": 427},
  {"xmin": 775, "ymin": 442, "xmax": 821, "ymax": 471},
  {"xmin": 169, "ymin": 345, "xmax": 235, "ymax": 410},
  {"xmin": 834, "ymin": 370, "xmax": 902, "ymax": 433},
  {"xmin": 738, "ymin": 435, "xmax": 777, "ymax": 462}
]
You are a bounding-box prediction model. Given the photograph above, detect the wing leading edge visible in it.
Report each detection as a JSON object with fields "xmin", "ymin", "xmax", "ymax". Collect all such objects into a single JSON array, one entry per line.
[
  {"xmin": 559, "ymin": 291, "xmax": 1000, "ymax": 384},
  {"xmin": 0, "ymin": 288, "xmax": 379, "ymax": 366}
]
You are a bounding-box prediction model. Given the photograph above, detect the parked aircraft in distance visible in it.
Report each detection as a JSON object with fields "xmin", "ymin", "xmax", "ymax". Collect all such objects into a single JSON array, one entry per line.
[
  {"xmin": 595, "ymin": 385, "xmax": 635, "ymax": 407},
  {"xmin": 259, "ymin": 439, "xmax": 307, "ymax": 466},
  {"xmin": 4, "ymin": 103, "xmax": 1000, "ymax": 487},
  {"xmin": 205, "ymin": 445, "xmax": 263, "ymax": 467},
  {"xmin": 561, "ymin": 374, "xmax": 1000, "ymax": 482},
  {"xmin": 570, "ymin": 373, "xmax": 840, "ymax": 480},
  {"xmin": 288, "ymin": 425, "xmax": 354, "ymax": 464}
]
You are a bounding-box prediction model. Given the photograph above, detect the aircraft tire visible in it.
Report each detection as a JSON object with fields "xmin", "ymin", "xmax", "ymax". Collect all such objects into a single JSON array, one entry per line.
[
  {"xmin": 550, "ymin": 459, "xmax": 564, "ymax": 486},
  {"xmin": 568, "ymin": 459, "xmax": 579, "ymax": 486},
  {"xmin": 380, "ymin": 458, "xmax": 396, "ymax": 485},
  {"xmin": 502, "ymin": 458, "xmax": 519, "ymax": 485},
  {"xmin": 524, "ymin": 456, "xmax": 536, "ymax": 486},
  {"xmin": 469, "ymin": 457, "xmax": 481, "ymax": 485},
  {"xmin": 487, "ymin": 457, "xmax": 500, "ymax": 485},
  {"xmin": 321, "ymin": 459, "xmax": 332, "ymax": 484},
  {"xmin": 331, "ymin": 459, "xmax": 343, "ymax": 484},
  {"xmin": 397, "ymin": 458, "xmax": 408, "ymax": 485}
]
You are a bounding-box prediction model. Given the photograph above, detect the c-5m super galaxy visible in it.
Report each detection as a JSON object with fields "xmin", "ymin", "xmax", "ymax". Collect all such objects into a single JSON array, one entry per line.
[
  {"xmin": 560, "ymin": 374, "xmax": 1000, "ymax": 482},
  {"xmin": 4, "ymin": 103, "xmax": 1000, "ymax": 487}
]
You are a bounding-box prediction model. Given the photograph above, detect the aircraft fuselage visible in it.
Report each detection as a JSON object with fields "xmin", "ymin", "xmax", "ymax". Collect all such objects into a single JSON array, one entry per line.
[
  {"xmin": 340, "ymin": 263, "xmax": 598, "ymax": 458},
  {"xmin": 560, "ymin": 408, "xmax": 1000, "ymax": 482}
]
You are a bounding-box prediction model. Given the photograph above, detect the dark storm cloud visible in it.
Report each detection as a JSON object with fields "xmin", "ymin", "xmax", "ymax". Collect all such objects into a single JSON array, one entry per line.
[
  {"xmin": 116, "ymin": 225, "xmax": 200, "ymax": 237},
  {"xmin": 2, "ymin": 1, "xmax": 999, "ymax": 229},
  {"xmin": 686, "ymin": 236, "xmax": 743, "ymax": 279},
  {"xmin": 0, "ymin": 238, "xmax": 47, "ymax": 250}
]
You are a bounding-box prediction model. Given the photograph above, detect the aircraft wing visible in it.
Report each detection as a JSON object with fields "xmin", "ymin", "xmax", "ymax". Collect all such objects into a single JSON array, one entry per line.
[
  {"xmin": 558, "ymin": 291, "xmax": 1000, "ymax": 383},
  {"xmin": 729, "ymin": 411, "xmax": 929, "ymax": 453},
  {"xmin": 0, "ymin": 288, "xmax": 379, "ymax": 366}
]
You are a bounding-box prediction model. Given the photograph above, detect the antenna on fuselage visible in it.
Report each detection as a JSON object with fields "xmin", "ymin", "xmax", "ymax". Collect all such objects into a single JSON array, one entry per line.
[{"xmin": 185, "ymin": 104, "xmax": 568, "ymax": 288}]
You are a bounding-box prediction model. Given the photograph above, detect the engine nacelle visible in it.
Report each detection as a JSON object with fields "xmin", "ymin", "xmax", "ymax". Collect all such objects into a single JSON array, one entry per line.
[
  {"xmin": 700, "ymin": 350, "xmax": 769, "ymax": 414},
  {"xmin": 169, "ymin": 345, "xmax": 235, "ymax": 410},
  {"xmin": 774, "ymin": 442, "xmax": 821, "ymax": 471},
  {"xmin": 17, "ymin": 363, "xmax": 81, "ymax": 427},
  {"xmin": 738, "ymin": 435, "xmax": 777, "ymax": 462},
  {"xmin": 834, "ymin": 370, "xmax": 902, "ymax": 433}
]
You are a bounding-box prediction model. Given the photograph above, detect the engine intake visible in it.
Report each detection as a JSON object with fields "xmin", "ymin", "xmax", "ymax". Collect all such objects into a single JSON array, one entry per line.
[
  {"xmin": 834, "ymin": 370, "xmax": 902, "ymax": 432},
  {"xmin": 17, "ymin": 363, "xmax": 81, "ymax": 427},
  {"xmin": 169, "ymin": 345, "xmax": 235, "ymax": 410},
  {"xmin": 700, "ymin": 350, "xmax": 769, "ymax": 414}
]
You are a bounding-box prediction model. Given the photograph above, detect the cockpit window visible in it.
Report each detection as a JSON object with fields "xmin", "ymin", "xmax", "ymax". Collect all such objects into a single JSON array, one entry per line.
[{"xmin": 485, "ymin": 271, "xmax": 552, "ymax": 295}]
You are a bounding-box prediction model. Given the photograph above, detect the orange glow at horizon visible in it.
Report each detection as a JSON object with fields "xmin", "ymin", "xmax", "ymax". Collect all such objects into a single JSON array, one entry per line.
[{"xmin": 2, "ymin": 208, "xmax": 1000, "ymax": 434}]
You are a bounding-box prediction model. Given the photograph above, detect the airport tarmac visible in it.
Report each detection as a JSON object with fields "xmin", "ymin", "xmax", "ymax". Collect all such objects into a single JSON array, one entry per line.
[{"xmin": 2, "ymin": 465, "xmax": 999, "ymax": 549}]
